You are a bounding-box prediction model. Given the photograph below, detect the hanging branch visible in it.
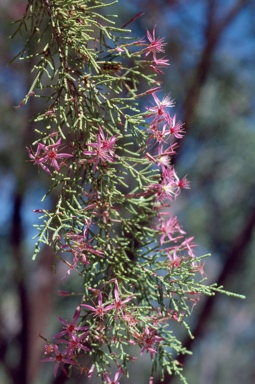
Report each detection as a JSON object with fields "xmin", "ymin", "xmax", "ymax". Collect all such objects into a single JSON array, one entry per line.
[{"xmin": 12, "ymin": 1, "xmax": 244, "ymax": 383}]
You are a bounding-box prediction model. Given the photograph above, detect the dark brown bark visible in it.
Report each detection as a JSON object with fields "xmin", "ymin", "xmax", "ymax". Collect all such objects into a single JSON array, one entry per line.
[
  {"xmin": 183, "ymin": 0, "xmax": 249, "ymax": 129},
  {"xmin": 6, "ymin": 191, "xmax": 29, "ymax": 384},
  {"xmin": 27, "ymin": 246, "xmax": 56, "ymax": 384}
]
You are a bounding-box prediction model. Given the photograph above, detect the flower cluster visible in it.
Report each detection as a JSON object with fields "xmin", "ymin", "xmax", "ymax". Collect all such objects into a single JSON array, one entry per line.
[
  {"xmin": 143, "ymin": 25, "xmax": 170, "ymax": 74},
  {"xmin": 41, "ymin": 306, "xmax": 90, "ymax": 377},
  {"xmin": 15, "ymin": 2, "xmax": 234, "ymax": 383},
  {"xmin": 41, "ymin": 282, "xmax": 134, "ymax": 378},
  {"xmin": 82, "ymin": 126, "xmax": 118, "ymax": 170}
]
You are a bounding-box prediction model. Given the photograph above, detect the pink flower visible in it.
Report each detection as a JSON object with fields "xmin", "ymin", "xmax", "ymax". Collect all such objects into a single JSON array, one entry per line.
[
  {"xmin": 26, "ymin": 138, "xmax": 73, "ymax": 175},
  {"xmin": 167, "ymin": 114, "xmax": 185, "ymax": 139},
  {"xmin": 149, "ymin": 167, "xmax": 190, "ymax": 202},
  {"xmin": 65, "ymin": 229, "xmax": 104, "ymax": 258},
  {"xmin": 59, "ymin": 332, "xmax": 90, "ymax": 357},
  {"xmin": 157, "ymin": 215, "xmax": 186, "ymax": 246},
  {"xmin": 153, "ymin": 57, "xmax": 170, "ymax": 67},
  {"xmin": 180, "ymin": 236, "xmax": 196, "ymax": 258},
  {"xmin": 102, "ymin": 367, "xmax": 124, "ymax": 384},
  {"xmin": 112, "ymin": 283, "xmax": 133, "ymax": 314},
  {"xmin": 146, "ymin": 93, "xmax": 174, "ymax": 119},
  {"xmin": 149, "ymin": 57, "xmax": 170, "ymax": 74},
  {"xmin": 147, "ymin": 119, "xmax": 170, "ymax": 151},
  {"xmin": 122, "ymin": 311, "xmax": 138, "ymax": 327},
  {"xmin": 145, "ymin": 144, "xmax": 178, "ymax": 169},
  {"xmin": 60, "ymin": 229, "xmax": 104, "ymax": 277},
  {"xmin": 40, "ymin": 344, "xmax": 76, "ymax": 377},
  {"xmin": 143, "ymin": 25, "xmax": 166, "ymax": 61},
  {"xmin": 166, "ymin": 236, "xmax": 197, "ymax": 265},
  {"xmin": 149, "ymin": 168, "xmax": 177, "ymax": 202},
  {"xmin": 62, "ymin": 231, "xmax": 104, "ymax": 276},
  {"xmin": 54, "ymin": 306, "xmax": 88, "ymax": 339},
  {"xmin": 192, "ymin": 261, "xmax": 206, "ymax": 278},
  {"xmin": 44, "ymin": 344, "xmax": 54, "ymax": 355},
  {"xmin": 171, "ymin": 168, "xmax": 190, "ymax": 196},
  {"xmin": 81, "ymin": 292, "xmax": 114, "ymax": 318},
  {"xmin": 146, "ymin": 151, "xmax": 171, "ymax": 169},
  {"xmin": 82, "ymin": 126, "xmax": 118, "ymax": 168},
  {"xmin": 166, "ymin": 250, "xmax": 182, "ymax": 269},
  {"xmin": 177, "ymin": 174, "xmax": 190, "ymax": 190},
  {"xmin": 135, "ymin": 327, "xmax": 164, "ymax": 358}
]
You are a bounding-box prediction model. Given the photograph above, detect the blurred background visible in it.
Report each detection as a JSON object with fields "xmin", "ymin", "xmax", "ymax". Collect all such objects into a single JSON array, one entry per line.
[{"xmin": 0, "ymin": 0, "xmax": 255, "ymax": 383}]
